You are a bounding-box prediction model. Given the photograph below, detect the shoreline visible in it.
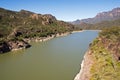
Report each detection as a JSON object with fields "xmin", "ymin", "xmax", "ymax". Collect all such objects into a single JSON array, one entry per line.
[
  {"xmin": 11, "ymin": 30, "xmax": 83, "ymax": 52},
  {"xmin": 74, "ymin": 30, "xmax": 100, "ymax": 80},
  {"xmin": 24, "ymin": 30, "xmax": 83, "ymax": 43},
  {"xmin": 74, "ymin": 50, "xmax": 94, "ymax": 80},
  {"xmin": 2, "ymin": 32, "xmax": 71, "ymax": 53},
  {"xmin": 0, "ymin": 30, "xmax": 83, "ymax": 53},
  {"xmin": 83, "ymin": 30, "xmax": 101, "ymax": 32},
  {"xmin": 23, "ymin": 32, "xmax": 70, "ymax": 43},
  {"xmin": 71, "ymin": 30, "xmax": 83, "ymax": 33}
]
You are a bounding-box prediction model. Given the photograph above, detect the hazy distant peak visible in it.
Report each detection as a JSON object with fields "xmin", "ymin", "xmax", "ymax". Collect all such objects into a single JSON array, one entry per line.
[
  {"xmin": 71, "ymin": 19, "xmax": 80, "ymax": 24},
  {"xmin": 112, "ymin": 7, "xmax": 120, "ymax": 11},
  {"xmin": 72, "ymin": 7, "xmax": 120, "ymax": 24}
]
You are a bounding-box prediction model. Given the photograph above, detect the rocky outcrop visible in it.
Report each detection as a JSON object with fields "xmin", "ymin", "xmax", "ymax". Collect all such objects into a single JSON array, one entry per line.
[
  {"xmin": 8, "ymin": 40, "xmax": 31, "ymax": 51},
  {"xmin": 99, "ymin": 37, "xmax": 120, "ymax": 60},
  {"xmin": 0, "ymin": 40, "xmax": 31, "ymax": 54},
  {"xmin": 30, "ymin": 14, "xmax": 40, "ymax": 20},
  {"xmin": 42, "ymin": 14, "xmax": 56, "ymax": 25},
  {"xmin": 0, "ymin": 42, "xmax": 10, "ymax": 53}
]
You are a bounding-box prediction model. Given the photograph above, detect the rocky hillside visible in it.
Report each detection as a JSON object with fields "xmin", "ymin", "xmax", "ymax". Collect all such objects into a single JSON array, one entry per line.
[
  {"xmin": 71, "ymin": 19, "xmax": 81, "ymax": 25},
  {"xmin": 75, "ymin": 27, "xmax": 120, "ymax": 80},
  {"xmin": 75, "ymin": 19, "xmax": 120, "ymax": 30},
  {"xmin": 81, "ymin": 7, "xmax": 120, "ymax": 24},
  {"xmin": 72, "ymin": 7, "xmax": 120, "ymax": 29},
  {"xmin": 72, "ymin": 7, "xmax": 120, "ymax": 24},
  {"xmin": 0, "ymin": 7, "xmax": 76, "ymax": 53}
]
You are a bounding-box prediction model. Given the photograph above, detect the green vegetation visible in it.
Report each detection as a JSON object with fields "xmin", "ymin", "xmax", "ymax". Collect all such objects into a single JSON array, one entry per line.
[
  {"xmin": 89, "ymin": 27, "xmax": 120, "ymax": 80},
  {"xmin": 0, "ymin": 7, "xmax": 77, "ymax": 42},
  {"xmin": 0, "ymin": 7, "xmax": 80, "ymax": 53},
  {"xmin": 99, "ymin": 27, "xmax": 120, "ymax": 40}
]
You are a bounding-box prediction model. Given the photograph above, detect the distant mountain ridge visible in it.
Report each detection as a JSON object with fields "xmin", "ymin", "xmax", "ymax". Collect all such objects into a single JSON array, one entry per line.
[
  {"xmin": 72, "ymin": 7, "xmax": 120, "ymax": 24},
  {"xmin": 71, "ymin": 19, "xmax": 80, "ymax": 24},
  {"xmin": 75, "ymin": 19, "xmax": 120, "ymax": 30}
]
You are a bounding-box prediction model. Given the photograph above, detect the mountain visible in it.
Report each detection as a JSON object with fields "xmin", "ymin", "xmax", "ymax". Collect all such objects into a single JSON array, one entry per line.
[
  {"xmin": 75, "ymin": 19, "xmax": 120, "ymax": 30},
  {"xmin": 0, "ymin": 7, "xmax": 75, "ymax": 53},
  {"xmin": 71, "ymin": 19, "xmax": 81, "ymax": 24},
  {"xmin": 0, "ymin": 7, "xmax": 75, "ymax": 38},
  {"xmin": 72, "ymin": 7, "xmax": 120, "ymax": 24}
]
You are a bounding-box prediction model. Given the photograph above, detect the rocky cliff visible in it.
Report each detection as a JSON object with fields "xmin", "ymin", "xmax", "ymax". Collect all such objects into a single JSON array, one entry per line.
[
  {"xmin": 72, "ymin": 7, "xmax": 120, "ymax": 24},
  {"xmin": 0, "ymin": 40, "xmax": 31, "ymax": 53}
]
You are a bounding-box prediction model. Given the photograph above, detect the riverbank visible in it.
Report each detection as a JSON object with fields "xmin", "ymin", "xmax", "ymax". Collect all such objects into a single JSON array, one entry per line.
[
  {"xmin": 3, "ymin": 30, "xmax": 83, "ymax": 53},
  {"xmin": 74, "ymin": 27, "xmax": 120, "ymax": 80},
  {"xmin": 71, "ymin": 30, "xmax": 83, "ymax": 33},
  {"xmin": 74, "ymin": 50, "xmax": 94, "ymax": 80},
  {"xmin": 24, "ymin": 32, "xmax": 70, "ymax": 43},
  {"xmin": 74, "ymin": 30, "xmax": 100, "ymax": 80},
  {"xmin": 0, "ymin": 32, "xmax": 72, "ymax": 53},
  {"xmin": 0, "ymin": 30, "xmax": 82, "ymax": 53}
]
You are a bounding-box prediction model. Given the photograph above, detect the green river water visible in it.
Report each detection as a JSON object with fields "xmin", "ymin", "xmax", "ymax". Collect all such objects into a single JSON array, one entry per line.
[{"xmin": 0, "ymin": 30, "xmax": 98, "ymax": 80}]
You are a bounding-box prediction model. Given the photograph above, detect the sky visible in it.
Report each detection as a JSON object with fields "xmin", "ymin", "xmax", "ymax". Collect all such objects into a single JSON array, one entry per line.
[{"xmin": 0, "ymin": 0, "xmax": 120, "ymax": 21}]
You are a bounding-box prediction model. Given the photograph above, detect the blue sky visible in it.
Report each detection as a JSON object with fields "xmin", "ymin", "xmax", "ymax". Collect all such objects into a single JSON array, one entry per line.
[{"xmin": 0, "ymin": 0, "xmax": 120, "ymax": 21}]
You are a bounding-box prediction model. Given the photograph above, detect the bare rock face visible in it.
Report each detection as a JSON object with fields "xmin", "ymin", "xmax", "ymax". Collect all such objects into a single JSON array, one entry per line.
[
  {"xmin": 43, "ymin": 14, "xmax": 56, "ymax": 21},
  {"xmin": 100, "ymin": 37, "xmax": 120, "ymax": 61},
  {"xmin": 0, "ymin": 40, "xmax": 31, "ymax": 54},
  {"xmin": 0, "ymin": 15, "xmax": 2, "ymax": 20},
  {"xmin": 8, "ymin": 40, "xmax": 31, "ymax": 51},
  {"xmin": 95, "ymin": 8, "xmax": 120, "ymax": 19},
  {"xmin": 0, "ymin": 42, "xmax": 10, "ymax": 53},
  {"xmin": 29, "ymin": 13, "xmax": 57, "ymax": 25},
  {"xmin": 42, "ymin": 14, "xmax": 56, "ymax": 25},
  {"xmin": 30, "ymin": 14, "xmax": 41, "ymax": 20}
]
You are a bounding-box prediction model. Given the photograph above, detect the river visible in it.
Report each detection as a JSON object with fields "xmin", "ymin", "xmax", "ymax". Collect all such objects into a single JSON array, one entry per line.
[{"xmin": 0, "ymin": 30, "xmax": 99, "ymax": 80}]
